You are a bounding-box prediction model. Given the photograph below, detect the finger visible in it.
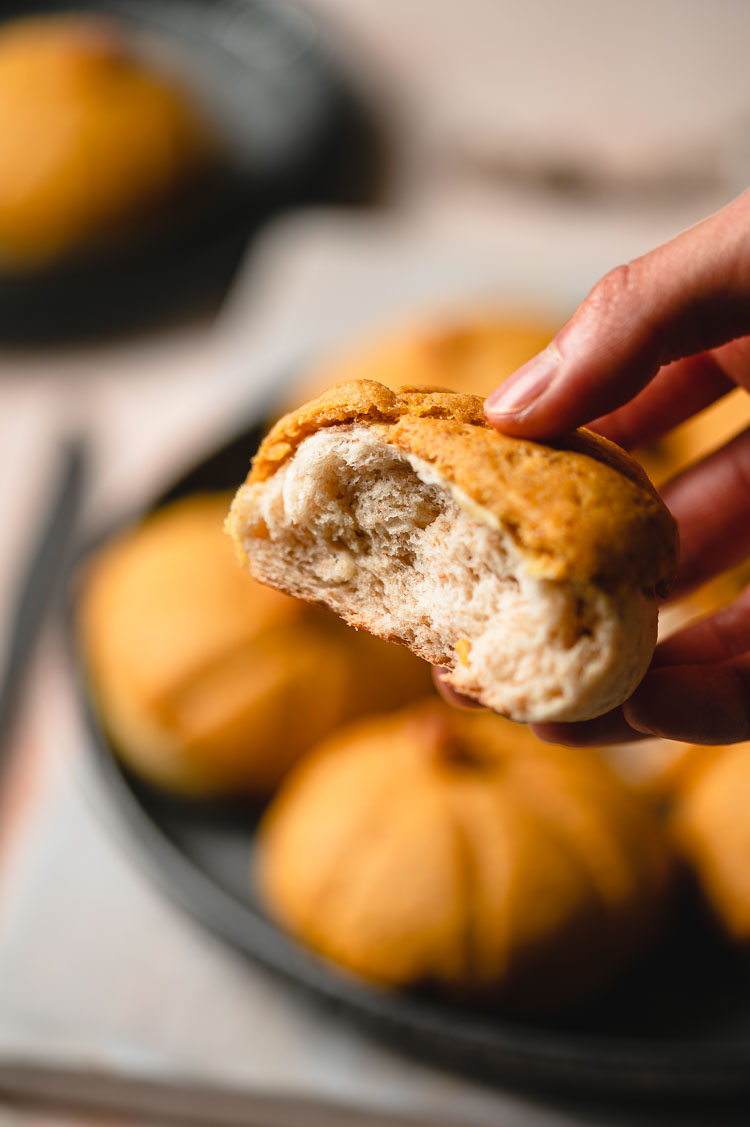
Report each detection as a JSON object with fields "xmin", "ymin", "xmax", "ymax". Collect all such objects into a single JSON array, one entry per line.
[
  {"xmin": 484, "ymin": 189, "xmax": 750, "ymax": 438},
  {"xmin": 530, "ymin": 708, "xmax": 650, "ymax": 747},
  {"xmin": 624, "ymin": 658, "xmax": 750, "ymax": 744},
  {"xmin": 652, "ymin": 587, "xmax": 750, "ymax": 667},
  {"xmin": 589, "ymin": 352, "xmax": 735, "ymax": 451},
  {"xmin": 432, "ymin": 667, "xmax": 484, "ymax": 710},
  {"xmin": 592, "ymin": 335, "xmax": 750, "ymax": 452},
  {"xmin": 660, "ymin": 425, "xmax": 750, "ymax": 599}
]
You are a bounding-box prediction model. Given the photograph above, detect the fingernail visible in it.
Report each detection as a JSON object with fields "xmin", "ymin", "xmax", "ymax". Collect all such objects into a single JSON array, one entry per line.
[{"xmin": 484, "ymin": 341, "xmax": 562, "ymax": 418}]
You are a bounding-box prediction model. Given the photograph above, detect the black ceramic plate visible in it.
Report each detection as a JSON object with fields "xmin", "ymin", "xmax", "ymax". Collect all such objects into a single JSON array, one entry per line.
[
  {"xmin": 67, "ymin": 412, "xmax": 750, "ymax": 1105},
  {"xmin": 0, "ymin": 0, "xmax": 376, "ymax": 339}
]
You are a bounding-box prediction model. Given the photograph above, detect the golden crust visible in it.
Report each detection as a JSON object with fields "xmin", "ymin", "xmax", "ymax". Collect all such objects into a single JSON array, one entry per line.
[
  {"xmin": 250, "ymin": 381, "xmax": 486, "ymax": 481},
  {"xmin": 248, "ymin": 380, "xmax": 678, "ymax": 595}
]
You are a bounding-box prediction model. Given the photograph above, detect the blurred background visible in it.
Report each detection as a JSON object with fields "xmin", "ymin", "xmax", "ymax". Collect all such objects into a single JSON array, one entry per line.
[{"xmin": 4, "ymin": 1, "xmax": 750, "ymax": 1124}]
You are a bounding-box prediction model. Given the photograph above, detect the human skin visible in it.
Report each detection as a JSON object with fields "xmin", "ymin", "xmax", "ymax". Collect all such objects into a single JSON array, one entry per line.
[{"xmin": 439, "ymin": 189, "xmax": 750, "ymax": 746}]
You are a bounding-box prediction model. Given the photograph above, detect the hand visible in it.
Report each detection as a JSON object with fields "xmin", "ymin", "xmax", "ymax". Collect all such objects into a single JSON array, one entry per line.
[{"xmin": 480, "ymin": 189, "xmax": 750, "ymax": 746}]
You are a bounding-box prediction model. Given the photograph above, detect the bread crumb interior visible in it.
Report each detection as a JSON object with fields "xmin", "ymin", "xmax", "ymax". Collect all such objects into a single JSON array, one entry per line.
[{"xmin": 235, "ymin": 425, "xmax": 654, "ymax": 721}]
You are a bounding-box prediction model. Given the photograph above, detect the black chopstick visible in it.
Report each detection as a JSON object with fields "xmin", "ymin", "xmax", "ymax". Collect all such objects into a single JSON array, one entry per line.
[{"xmin": 0, "ymin": 437, "xmax": 87, "ymax": 766}]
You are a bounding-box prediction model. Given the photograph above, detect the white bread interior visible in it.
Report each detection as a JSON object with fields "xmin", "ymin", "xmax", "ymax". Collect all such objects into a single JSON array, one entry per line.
[{"xmin": 230, "ymin": 425, "xmax": 657, "ymax": 722}]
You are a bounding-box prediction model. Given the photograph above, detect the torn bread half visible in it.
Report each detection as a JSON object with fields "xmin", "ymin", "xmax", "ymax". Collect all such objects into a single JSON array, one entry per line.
[{"xmin": 227, "ymin": 381, "xmax": 678, "ymax": 723}]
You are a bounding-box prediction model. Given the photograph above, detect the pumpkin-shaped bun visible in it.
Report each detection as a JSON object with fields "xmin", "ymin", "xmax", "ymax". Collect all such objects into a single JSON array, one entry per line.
[
  {"xmin": 79, "ymin": 493, "xmax": 432, "ymax": 797},
  {"xmin": 670, "ymin": 743, "xmax": 750, "ymax": 943},
  {"xmin": 228, "ymin": 381, "xmax": 678, "ymax": 723},
  {"xmin": 292, "ymin": 314, "xmax": 556, "ymax": 406},
  {"xmin": 0, "ymin": 15, "xmax": 214, "ymax": 267},
  {"xmin": 257, "ymin": 699, "xmax": 672, "ymax": 1012}
]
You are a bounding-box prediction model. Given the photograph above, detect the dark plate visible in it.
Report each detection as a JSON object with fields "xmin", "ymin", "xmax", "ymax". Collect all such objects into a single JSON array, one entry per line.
[
  {"xmin": 0, "ymin": 0, "xmax": 377, "ymax": 340},
  {"xmin": 66, "ymin": 410, "xmax": 750, "ymax": 1106}
]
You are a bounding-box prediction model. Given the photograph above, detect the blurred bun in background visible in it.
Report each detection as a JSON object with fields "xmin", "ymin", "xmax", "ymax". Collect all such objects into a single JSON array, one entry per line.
[
  {"xmin": 0, "ymin": 14, "xmax": 216, "ymax": 268},
  {"xmin": 294, "ymin": 313, "xmax": 557, "ymax": 405},
  {"xmin": 78, "ymin": 493, "xmax": 432, "ymax": 797},
  {"xmin": 639, "ymin": 386, "xmax": 750, "ymax": 489},
  {"xmin": 257, "ymin": 698, "xmax": 672, "ymax": 1013},
  {"xmin": 670, "ymin": 743, "xmax": 750, "ymax": 945}
]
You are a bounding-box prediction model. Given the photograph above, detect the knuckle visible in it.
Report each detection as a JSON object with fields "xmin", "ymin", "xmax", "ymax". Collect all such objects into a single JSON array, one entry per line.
[
  {"xmin": 581, "ymin": 260, "xmax": 664, "ymax": 362},
  {"xmin": 586, "ymin": 263, "xmax": 637, "ymax": 318}
]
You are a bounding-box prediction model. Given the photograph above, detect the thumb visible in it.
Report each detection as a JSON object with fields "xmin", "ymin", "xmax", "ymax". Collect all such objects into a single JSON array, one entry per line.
[{"xmin": 484, "ymin": 189, "xmax": 750, "ymax": 438}]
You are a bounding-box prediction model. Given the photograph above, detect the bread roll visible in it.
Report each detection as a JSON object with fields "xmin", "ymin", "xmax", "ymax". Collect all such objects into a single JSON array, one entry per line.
[
  {"xmin": 292, "ymin": 313, "xmax": 556, "ymax": 405},
  {"xmin": 257, "ymin": 699, "xmax": 672, "ymax": 1011},
  {"xmin": 0, "ymin": 15, "xmax": 214, "ymax": 267},
  {"xmin": 228, "ymin": 381, "xmax": 679, "ymax": 723},
  {"xmin": 642, "ymin": 387, "xmax": 750, "ymax": 488},
  {"xmin": 79, "ymin": 493, "xmax": 432, "ymax": 797},
  {"xmin": 670, "ymin": 742, "xmax": 750, "ymax": 943}
]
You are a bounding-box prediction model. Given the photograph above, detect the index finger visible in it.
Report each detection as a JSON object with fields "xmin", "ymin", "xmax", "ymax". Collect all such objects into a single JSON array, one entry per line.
[{"xmin": 484, "ymin": 189, "xmax": 750, "ymax": 439}]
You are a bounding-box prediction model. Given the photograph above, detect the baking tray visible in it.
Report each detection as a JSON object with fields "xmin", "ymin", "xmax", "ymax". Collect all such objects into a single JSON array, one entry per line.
[
  {"xmin": 0, "ymin": 0, "xmax": 377, "ymax": 340},
  {"xmin": 65, "ymin": 410, "xmax": 750, "ymax": 1105}
]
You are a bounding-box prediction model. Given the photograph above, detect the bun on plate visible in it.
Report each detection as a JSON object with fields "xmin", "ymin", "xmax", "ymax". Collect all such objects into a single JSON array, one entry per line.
[
  {"xmin": 257, "ymin": 699, "xmax": 672, "ymax": 1011},
  {"xmin": 670, "ymin": 742, "xmax": 750, "ymax": 944},
  {"xmin": 292, "ymin": 313, "xmax": 556, "ymax": 405},
  {"xmin": 79, "ymin": 493, "xmax": 431, "ymax": 797}
]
